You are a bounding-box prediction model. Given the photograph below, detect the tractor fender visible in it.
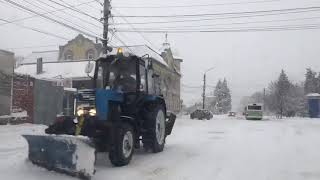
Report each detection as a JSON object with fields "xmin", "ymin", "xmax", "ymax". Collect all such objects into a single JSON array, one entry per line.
[
  {"xmin": 144, "ymin": 95, "xmax": 167, "ymax": 115},
  {"xmin": 119, "ymin": 116, "xmax": 137, "ymax": 131}
]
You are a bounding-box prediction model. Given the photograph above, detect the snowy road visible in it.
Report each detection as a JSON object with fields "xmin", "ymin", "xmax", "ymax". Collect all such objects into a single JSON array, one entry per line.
[{"xmin": 1, "ymin": 116, "xmax": 320, "ymax": 180}]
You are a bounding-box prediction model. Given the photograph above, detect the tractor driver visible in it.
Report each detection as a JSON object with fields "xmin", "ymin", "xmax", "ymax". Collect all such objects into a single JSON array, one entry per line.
[{"xmin": 113, "ymin": 70, "xmax": 136, "ymax": 92}]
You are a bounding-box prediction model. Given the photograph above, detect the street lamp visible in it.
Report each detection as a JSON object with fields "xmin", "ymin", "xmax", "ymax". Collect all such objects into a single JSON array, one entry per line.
[{"xmin": 202, "ymin": 67, "xmax": 215, "ymax": 109}]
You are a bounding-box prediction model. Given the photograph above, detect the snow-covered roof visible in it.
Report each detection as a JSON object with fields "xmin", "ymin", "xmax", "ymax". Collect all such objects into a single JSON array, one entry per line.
[
  {"xmin": 307, "ymin": 93, "xmax": 320, "ymax": 96},
  {"xmin": 173, "ymin": 55, "xmax": 183, "ymax": 61},
  {"xmin": 23, "ymin": 50, "xmax": 59, "ymax": 64},
  {"xmin": 307, "ymin": 93, "xmax": 320, "ymax": 99},
  {"xmin": 109, "ymin": 45, "xmax": 168, "ymax": 66},
  {"xmin": 15, "ymin": 60, "xmax": 94, "ymax": 80}
]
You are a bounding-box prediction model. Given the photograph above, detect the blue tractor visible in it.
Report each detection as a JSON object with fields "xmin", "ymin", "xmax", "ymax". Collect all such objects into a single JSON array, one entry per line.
[{"xmin": 23, "ymin": 49, "xmax": 176, "ymax": 179}]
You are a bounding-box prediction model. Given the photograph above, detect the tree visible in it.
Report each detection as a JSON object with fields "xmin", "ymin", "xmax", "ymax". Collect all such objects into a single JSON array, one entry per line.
[
  {"xmin": 275, "ymin": 70, "xmax": 291, "ymax": 118},
  {"xmin": 265, "ymin": 81, "xmax": 278, "ymax": 114},
  {"xmin": 211, "ymin": 79, "xmax": 232, "ymax": 114},
  {"xmin": 304, "ymin": 68, "xmax": 318, "ymax": 94},
  {"xmin": 211, "ymin": 80, "xmax": 223, "ymax": 114},
  {"xmin": 317, "ymin": 73, "xmax": 320, "ymax": 93},
  {"xmin": 287, "ymin": 83, "xmax": 308, "ymax": 117},
  {"xmin": 221, "ymin": 78, "xmax": 232, "ymax": 113}
]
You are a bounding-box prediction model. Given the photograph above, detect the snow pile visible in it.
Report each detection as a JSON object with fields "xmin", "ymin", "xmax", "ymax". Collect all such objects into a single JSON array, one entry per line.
[
  {"xmin": 2, "ymin": 116, "xmax": 320, "ymax": 180},
  {"xmin": 0, "ymin": 111, "xmax": 27, "ymax": 119}
]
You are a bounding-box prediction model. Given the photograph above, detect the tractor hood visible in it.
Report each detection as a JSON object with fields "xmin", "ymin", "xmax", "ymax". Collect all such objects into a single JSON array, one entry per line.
[{"xmin": 95, "ymin": 89, "xmax": 124, "ymax": 121}]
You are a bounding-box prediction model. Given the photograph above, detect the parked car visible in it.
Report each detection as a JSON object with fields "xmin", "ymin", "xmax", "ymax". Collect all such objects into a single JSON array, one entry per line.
[
  {"xmin": 190, "ymin": 109, "xmax": 213, "ymax": 120},
  {"xmin": 228, "ymin": 111, "xmax": 236, "ymax": 117}
]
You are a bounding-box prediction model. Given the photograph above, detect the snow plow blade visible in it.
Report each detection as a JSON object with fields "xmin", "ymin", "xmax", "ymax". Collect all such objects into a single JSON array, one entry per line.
[{"xmin": 22, "ymin": 135, "xmax": 95, "ymax": 179}]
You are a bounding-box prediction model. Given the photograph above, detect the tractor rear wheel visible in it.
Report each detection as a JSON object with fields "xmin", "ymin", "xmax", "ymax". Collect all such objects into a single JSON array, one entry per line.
[
  {"xmin": 109, "ymin": 123, "xmax": 134, "ymax": 166},
  {"xmin": 143, "ymin": 105, "xmax": 166, "ymax": 153}
]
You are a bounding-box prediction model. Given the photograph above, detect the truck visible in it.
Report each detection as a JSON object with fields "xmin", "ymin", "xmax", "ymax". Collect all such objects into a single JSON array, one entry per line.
[{"xmin": 23, "ymin": 48, "xmax": 177, "ymax": 179}]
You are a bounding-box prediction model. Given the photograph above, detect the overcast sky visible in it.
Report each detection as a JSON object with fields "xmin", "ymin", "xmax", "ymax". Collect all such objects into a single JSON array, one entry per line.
[{"xmin": 1, "ymin": 0, "xmax": 320, "ymax": 110}]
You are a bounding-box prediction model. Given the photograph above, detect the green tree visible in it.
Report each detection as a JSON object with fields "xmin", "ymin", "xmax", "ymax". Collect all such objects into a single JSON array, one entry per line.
[
  {"xmin": 211, "ymin": 79, "xmax": 232, "ymax": 114},
  {"xmin": 275, "ymin": 70, "xmax": 292, "ymax": 118},
  {"xmin": 304, "ymin": 68, "xmax": 317, "ymax": 94},
  {"xmin": 221, "ymin": 78, "xmax": 232, "ymax": 113}
]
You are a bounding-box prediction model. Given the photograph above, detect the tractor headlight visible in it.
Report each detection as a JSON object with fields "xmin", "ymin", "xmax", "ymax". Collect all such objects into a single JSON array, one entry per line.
[
  {"xmin": 76, "ymin": 107, "xmax": 96, "ymax": 117},
  {"xmin": 77, "ymin": 109, "xmax": 84, "ymax": 116},
  {"xmin": 89, "ymin": 108, "xmax": 96, "ymax": 116}
]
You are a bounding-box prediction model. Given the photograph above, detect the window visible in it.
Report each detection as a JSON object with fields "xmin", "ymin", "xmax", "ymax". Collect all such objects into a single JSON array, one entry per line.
[
  {"xmin": 140, "ymin": 64, "xmax": 147, "ymax": 92},
  {"xmin": 248, "ymin": 105, "xmax": 262, "ymax": 110},
  {"xmin": 96, "ymin": 66, "xmax": 104, "ymax": 88},
  {"xmin": 64, "ymin": 50, "xmax": 73, "ymax": 60},
  {"xmin": 86, "ymin": 49, "xmax": 95, "ymax": 60}
]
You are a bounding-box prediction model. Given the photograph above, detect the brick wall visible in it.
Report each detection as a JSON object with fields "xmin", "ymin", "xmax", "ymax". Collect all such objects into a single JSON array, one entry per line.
[{"xmin": 12, "ymin": 74, "xmax": 34, "ymax": 123}]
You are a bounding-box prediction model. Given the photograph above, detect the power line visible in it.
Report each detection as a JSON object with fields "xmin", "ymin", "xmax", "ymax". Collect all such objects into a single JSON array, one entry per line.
[
  {"xmin": 0, "ymin": 0, "xmax": 98, "ymax": 26},
  {"xmin": 21, "ymin": 0, "xmax": 101, "ymax": 37},
  {"xmin": 36, "ymin": 0, "xmax": 102, "ymax": 29},
  {"xmin": 0, "ymin": 18, "xmax": 69, "ymax": 40},
  {"xmin": 116, "ymin": 23, "xmax": 320, "ymax": 31},
  {"xmin": 46, "ymin": 0, "xmax": 101, "ymax": 22},
  {"xmin": 113, "ymin": 6, "xmax": 320, "ymax": 18},
  {"xmin": 111, "ymin": 9, "xmax": 320, "ymax": 25},
  {"xmin": 93, "ymin": 0, "xmax": 103, "ymax": 6},
  {"xmin": 113, "ymin": 16, "xmax": 320, "ymax": 30},
  {"xmin": 116, "ymin": 24, "xmax": 320, "ymax": 33},
  {"xmin": 112, "ymin": 9, "xmax": 159, "ymax": 50},
  {"xmin": 3, "ymin": 0, "xmax": 102, "ymax": 39},
  {"xmin": 114, "ymin": 0, "xmax": 280, "ymax": 9},
  {"xmin": 112, "ymin": 32, "xmax": 134, "ymax": 53}
]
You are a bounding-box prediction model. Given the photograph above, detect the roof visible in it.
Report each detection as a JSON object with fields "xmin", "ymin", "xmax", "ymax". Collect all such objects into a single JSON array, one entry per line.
[
  {"xmin": 109, "ymin": 45, "xmax": 168, "ymax": 66},
  {"xmin": 23, "ymin": 50, "xmax": 59, "ymax": 64},
  {"xmin": 307, "ymin": 93, "xmax": 320, "ymax": 99},
  {"xmin": 0, "ymin": 49, "xmax": 14, "ymax": 56},
  {"xmin": 173, "ymin": 55, "xmax": 183, "ymax": 61},
  {"xmin": 15, "ymin": 60, "xmax": 94, "ymax": 80},
  {"xmin": 15, "ymin": 45, "xmax": 169, "ymax": 81}
]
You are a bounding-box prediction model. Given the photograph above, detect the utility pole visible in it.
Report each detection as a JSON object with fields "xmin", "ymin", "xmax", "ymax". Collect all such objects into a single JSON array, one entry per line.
[
  {"xmin": 103, "ymin": 0, "xmax": 111, "ymax": 54},
  {"xmin": 202, "ymin": 67, "xmax": 215, "ymax": 109},
  {"xmin": 263, "ymin": 88, "xmax": 266, "ymax": 111},
  {"xmin": 202, "ymin": 73, "xmax": 206, "ymax": 109}
]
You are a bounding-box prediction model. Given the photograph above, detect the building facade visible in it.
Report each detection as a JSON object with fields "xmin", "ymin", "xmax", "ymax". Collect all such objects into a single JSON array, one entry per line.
[
  {"xmin": 17, "ymin": 34, "xmax": 183, "ymax": 113},
  {"xmin": 0, "ymin": 50, "xmax": 14, "ymax": 116},
  {"xmin": 58, "ymin": 34, "xmax": 103, "ymax": 61}
]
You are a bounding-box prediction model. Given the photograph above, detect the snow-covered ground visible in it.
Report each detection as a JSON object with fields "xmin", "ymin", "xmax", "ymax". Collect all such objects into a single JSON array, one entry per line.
[{"xmin": 1, "ymin": 116, "xmax": 320, "ymax": 180}]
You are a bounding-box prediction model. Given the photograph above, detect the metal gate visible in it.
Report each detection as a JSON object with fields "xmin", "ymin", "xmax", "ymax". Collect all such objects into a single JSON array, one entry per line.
[{"xmin": 33, "ymin": 79, "xmax": 63, "ymax": 125}]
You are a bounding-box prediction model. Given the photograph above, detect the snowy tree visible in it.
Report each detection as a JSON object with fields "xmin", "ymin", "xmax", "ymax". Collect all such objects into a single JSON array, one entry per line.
[
  {"xmin": 275, "ymin": 70, "xmax": 291, "ymax": 118},
  {"xmin": 304, "ymin": 68, "xmax": 318, "ymax": 94},
  {"xmin": 265, "ymin": 81, "xmax": 278, "ymax": 114},
  {"xmin": 211, "ymin": 79, "xmax": 232, "ymax": 114},
  {"xmin": 317, "ymin": 73, "xmax": 320, "ymax": 93},
  {"xmin": 247, "ymin": 70, "xmax": 308, "ymax": 117},
  {"xmin": 211, "ymin": 80, "xmax": 223, "ymax": 114},
  {"xmin": 221, "ymin": 79, "xmax": 232, "ymax": 113},
  {"xmin": 287, "ymin": 83, "xmax": 308, "ymax": 117}
]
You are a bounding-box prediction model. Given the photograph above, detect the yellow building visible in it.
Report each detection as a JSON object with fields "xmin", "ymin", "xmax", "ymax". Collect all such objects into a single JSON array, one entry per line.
[
  {"xmin": 58, "ymin": 34, "xmax": 103, "ymax": 61},
  {"xmin": 19, "ymin": 34, "xmax": 183, "ymax": 112}
]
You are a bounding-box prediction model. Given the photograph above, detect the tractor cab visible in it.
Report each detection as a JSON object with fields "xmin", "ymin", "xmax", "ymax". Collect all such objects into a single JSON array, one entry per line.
[
  {"xmin": 93, "ymin": 51, "xmax": 151, "ymax": 94},
  {"xmin": 83, "ymin": 49, "xmax": 154, "ymax": 122}
]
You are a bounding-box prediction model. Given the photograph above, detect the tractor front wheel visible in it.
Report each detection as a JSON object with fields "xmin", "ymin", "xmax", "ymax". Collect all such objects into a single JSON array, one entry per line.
[{"xmin": 109, "ymin": 123, "xmax": 134, "ymax": 166}]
